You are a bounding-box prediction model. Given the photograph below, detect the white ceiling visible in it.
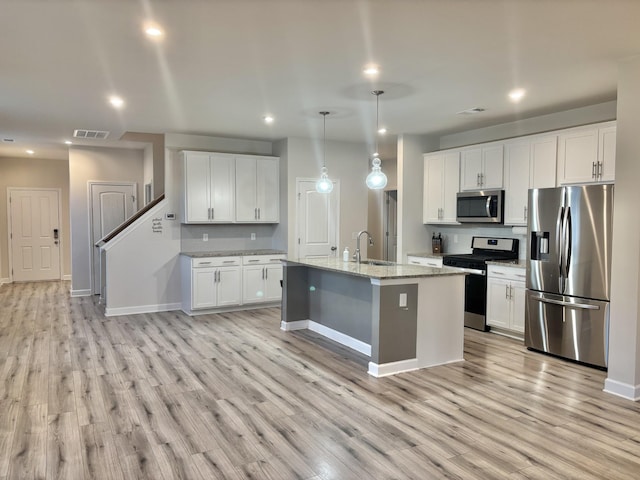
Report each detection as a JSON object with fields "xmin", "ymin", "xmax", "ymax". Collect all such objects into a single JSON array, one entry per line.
[{"xmin": 1, "ymin": 0, "xmax": 639, "ymax": 160}]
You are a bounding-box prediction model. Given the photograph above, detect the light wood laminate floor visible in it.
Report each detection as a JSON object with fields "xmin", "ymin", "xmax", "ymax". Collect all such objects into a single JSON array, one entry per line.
[{"xmin": 1, "ymin": 281, "xmax": 640, "ymax": 479}]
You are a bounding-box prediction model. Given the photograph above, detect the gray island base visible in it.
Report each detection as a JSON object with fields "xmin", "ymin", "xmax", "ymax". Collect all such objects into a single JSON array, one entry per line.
[{"xmin": 281, "ymin": 258, "xmax": 467, "ymax": 377}]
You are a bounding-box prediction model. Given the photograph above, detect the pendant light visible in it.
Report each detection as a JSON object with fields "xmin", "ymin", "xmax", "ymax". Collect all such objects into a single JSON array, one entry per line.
[
  {"xmin": 315, "ymin": 111, "xmax": 334, "ymax": 193},
  {"xmin": 366, "ymin": 90, "xmax": 388, "ymax": 190}
]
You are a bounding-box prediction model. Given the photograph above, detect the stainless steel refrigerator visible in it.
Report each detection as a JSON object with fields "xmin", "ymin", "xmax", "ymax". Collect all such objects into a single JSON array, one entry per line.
[{"xmin": 525, "ymin": 184, "xmax": 614, "ymax": 368}]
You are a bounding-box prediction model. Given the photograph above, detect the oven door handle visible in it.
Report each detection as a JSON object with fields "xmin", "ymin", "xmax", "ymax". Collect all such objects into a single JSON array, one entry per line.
[{"xmin": 446, "ymin": 266, "xmax": 485, "ymax": 276}]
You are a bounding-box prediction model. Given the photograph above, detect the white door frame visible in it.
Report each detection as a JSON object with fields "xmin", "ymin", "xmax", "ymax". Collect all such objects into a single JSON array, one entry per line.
[
  {"xmin": 295, "ymin": 178, "xmax": 340, "ymax": 259},
  {"xmin": 88, "ymin": 181, "xmax": 137, "ymax": 294},
  {"xmin": 6, "ymin": 187, "xmax": 63, "ymax": 283}
]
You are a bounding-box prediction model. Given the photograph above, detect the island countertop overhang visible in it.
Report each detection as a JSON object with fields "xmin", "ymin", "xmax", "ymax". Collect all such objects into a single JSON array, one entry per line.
[{"xmin": 282, "ymin": 257, "xmax": 466, "ymax": 280}]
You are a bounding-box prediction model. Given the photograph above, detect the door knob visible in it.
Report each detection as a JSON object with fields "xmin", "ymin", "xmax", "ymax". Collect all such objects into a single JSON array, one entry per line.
[{"xmin": 330, "ymin": 246, "xmax": 337, "ymax": 251}]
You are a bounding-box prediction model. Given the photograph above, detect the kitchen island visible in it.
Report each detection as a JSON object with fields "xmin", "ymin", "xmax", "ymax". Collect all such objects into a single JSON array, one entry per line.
[{"xmin": 281, "ymin": 258, "xmax": 467, "ymax": 377}]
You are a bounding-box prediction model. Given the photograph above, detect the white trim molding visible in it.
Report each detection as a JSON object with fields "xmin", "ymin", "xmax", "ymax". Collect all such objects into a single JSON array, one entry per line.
[
  {"xmin": 0, "ymin": 277, "xmax": 10, "ymax": 285},
  {"xmin": 105, "ymin": 302, "xmax": 182, "ymax": 317},
  {"xmin": 70, "ymin": 289, "xmax": 92, "ymax": 297},
  {"xmin": 603, "ymin": 378, "xmax": 640, "ymax": 401},
  {"xmin": 368, "ymin": 358, "xmax": 419, "ymax": 377},
  {"xmin": 280, "ymin": 319, "xmax": 371, "ymax": 356},
  {"xmin": 62, "ymin": 274, "xmax": 72, "ymax": 281}
]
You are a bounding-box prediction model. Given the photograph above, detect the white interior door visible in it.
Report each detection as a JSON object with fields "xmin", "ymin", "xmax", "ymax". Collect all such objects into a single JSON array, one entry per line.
[
  {"xmin": 90, "ymin": 182, "xmax": 137, "ymax": 294},
  {"xmin": 9, "ymin": 188, "xmax": 61, "ymax": 282},
  {"xmin": 296, "ymin": 179, "xmax": 339, "ymax": 259}
]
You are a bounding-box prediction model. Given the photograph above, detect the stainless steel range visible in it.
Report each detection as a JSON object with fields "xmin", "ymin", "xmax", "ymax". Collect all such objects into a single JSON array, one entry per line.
[{"xmin": 443, "ymin": 237, "xmax": 519, "ymax": 331}]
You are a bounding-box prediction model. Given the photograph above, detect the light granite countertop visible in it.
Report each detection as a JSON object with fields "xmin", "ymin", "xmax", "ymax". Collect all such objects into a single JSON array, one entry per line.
[
  {"xmin": 406, "ymin": 252, "xmax": 446, "ymax": 259},
  {"xmin": 284, "ymin": 257, "xmax": 467, "ymax": 280},
  {"xmin": 486, "ymin": 259, "xmax": 527, "ymax": 268},
  {"xmin": 181, "ymin": 249, "xmax": 286, "ymax": 258}
]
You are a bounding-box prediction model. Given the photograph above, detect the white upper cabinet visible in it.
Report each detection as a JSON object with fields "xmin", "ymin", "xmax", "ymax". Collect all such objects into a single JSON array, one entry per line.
[
  {"xmin": 235, "ymin": 156, "xmax": 280, "ymax": 223},
  {"xmin": 182, "ymin": 151, "xmax": 235, "ymax": 223},
  {"xmin": 557, "ymin": 121, "xmax": 616, "ymax": 185},
  {"xmin": 423, "ymin": 151, "xmax": 460, "ymax": 224},
  {"xmin": 504, "ymin": 135, "xmax": 557, "ymax": 226},
  {"xmin": 460, "ymin": 144, "xmax": 504, "ymax": 191}
]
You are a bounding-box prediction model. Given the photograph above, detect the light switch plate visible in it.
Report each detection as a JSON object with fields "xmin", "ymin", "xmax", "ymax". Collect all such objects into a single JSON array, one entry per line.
[{"xmin": 251, "ymin": 233, "xmax": 256, "ymax": 240}]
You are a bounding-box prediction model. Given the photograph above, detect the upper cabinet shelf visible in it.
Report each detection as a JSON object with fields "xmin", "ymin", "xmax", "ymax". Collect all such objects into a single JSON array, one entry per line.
[{"xmin": 180, "ymin": 151, "xmax": 280, "ymax": 224}]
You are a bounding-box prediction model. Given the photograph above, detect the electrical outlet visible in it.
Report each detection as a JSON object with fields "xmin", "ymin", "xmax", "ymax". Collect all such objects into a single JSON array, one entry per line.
[
  {"xmin": 203, "ymin": 233, "xmax": 208, "ymax": 242},
  {"xmin": 453, "ymin": 234, "xmax": 458, "ymax": 244},
  {"xmin": 399, "ymin": 293, "xmax": 407, "ymax": 308},
  {"xmin": 251, "ymin": 233, "xmax": 256, "ymax": 240}
]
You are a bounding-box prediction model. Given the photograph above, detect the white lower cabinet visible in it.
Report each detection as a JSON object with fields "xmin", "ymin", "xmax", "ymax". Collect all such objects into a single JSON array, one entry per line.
[
  {"xmin": 182, "ymin": 254, "xmax": 285, "ymax": 315},
  {"xmin": 184, "ymin": 256, "xmax": 242, "ymax": 312},
  {"xmin": 407, "ymin": 255, "xmax": 443, "ymax": 268},
  {"xmin": 242, "ymin": 255, "xmax": 285, "ymax": 304},
  {"xmin": 486, "ymin": 265, "xmax": 526, "ymax": 336}
]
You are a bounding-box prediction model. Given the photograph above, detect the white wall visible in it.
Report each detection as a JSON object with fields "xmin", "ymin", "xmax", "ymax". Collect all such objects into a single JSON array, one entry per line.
[
  {"xmin": 605, "ymin": 56, "xmax": 640, "ymax": 400},
  {"xmin": 69, "ymin": 146, "xmax": 144, "ymax": 295},
  {"xmin": 439, "ymin": 101, "xmax": 616, "ymax": 149},
  {"xmin": 283, "ymin": 137, "xmax": 369, "ymax": 258},
  {"xmin": 397, "ymin": 134, "xmax": 439, "ymax": 261},
  {"xmin": 0, "ymin": 157, "xmax": 71, "ymax": 282},
  {"xmin": 103, "ymin": 199, "xmax": 181, "ymax": 315}
]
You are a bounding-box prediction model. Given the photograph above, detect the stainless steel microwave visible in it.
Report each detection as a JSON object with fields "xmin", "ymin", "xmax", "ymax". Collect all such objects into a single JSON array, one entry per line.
[{"xmin": 456, "ymin": 190, "xmax": 504, "ymax": 223}]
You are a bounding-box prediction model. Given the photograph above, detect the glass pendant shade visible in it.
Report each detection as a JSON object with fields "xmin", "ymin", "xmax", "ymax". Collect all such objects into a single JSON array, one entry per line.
[
  {"xmin": 365, "ymin": 156, "xmax": 388, "ymax": 189},
  {"xmin": 367, "ymin": 90, "xmax": 388, "ymax": 190},
  {"xmin": 315, "ymin": 111, "xmax": 333, "ymax": 193},
  {"xmin": 315, "ymin": 166, "xmax": 334, "ymax": 193}
]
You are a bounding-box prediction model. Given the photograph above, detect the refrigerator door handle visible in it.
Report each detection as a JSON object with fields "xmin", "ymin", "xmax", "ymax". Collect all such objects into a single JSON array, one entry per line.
[
  {"xmin": 557, "ymin": 205, "xmax": 565, "ymax": 291},
  {"xmin": 530, "ymin": 296, "xmax": 600, "ymax": 310},
  {"xmin": 565, "ymin": 206, "xmax": 572, "ymax": 278}
]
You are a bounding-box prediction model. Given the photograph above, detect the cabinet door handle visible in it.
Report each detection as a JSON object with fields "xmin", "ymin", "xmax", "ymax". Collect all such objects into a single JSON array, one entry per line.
[
  {"xmin": 248, "ymin": 259, "xmax": 260, "ymax": 263},
  {"xmin": 199, "ymin": 261, "xmax": 212, "ymax": 265},
  {"xmin": 524, "ymin": 206, "xmax": 527, "ymax": 221},
  {"xmin": 261, "ymin": 267, "xmax": 265, "ymax": 279},
  {"xmin": 223, "ymin": 260, "xmax": 235, "ymax": 264},
  {"xmin": 211, "ymin": 207, "xmax": 214, "ymax": 220},
  {"xmin": 592, "ymin": 162, "xmax": 597, "ymax": 179},
  {"xmin": 493, "ymin": 271, "xmax": 505, "ymax": 275},
  {"xmin": 254, "ymin": 208, "xmax": 257, "ymax": 220},
  {"xmin": 505, "ymin": 284, "xmax": 509, "ymax": 299},
  {"xmin": 509, "ymin": 284, "xmax": 513, "ymax": 300},
  {"xmin": 477, "ymin": 173, "xmax": 481, "ymax": 186},
  {"xmin": 265, "ymin": 268, "xmax": 268, "ymax": 279},
  {"xmin": 258, "ymin": 208, "xmax": 261, "ymax": 220},
  {"xmin": 598, "ymin": 161, "xmax": 603, "ymax": 179}
]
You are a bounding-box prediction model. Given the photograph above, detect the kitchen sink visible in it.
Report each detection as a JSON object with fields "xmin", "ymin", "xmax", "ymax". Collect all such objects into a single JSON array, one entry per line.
[{"xmin": 359, "ymin": 259, "xmax": 396, "ymax": 266}]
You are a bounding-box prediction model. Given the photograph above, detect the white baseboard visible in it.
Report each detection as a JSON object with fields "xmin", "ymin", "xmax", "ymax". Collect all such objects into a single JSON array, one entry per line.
[
  {"xmin": 281, "ymin": 319, "xmax": 371, "ymax": 356},
  {"xmin": 70, "ymin": 289, "xmax": 92, "ymax": 297},
  {"xmin": 368, "ymin": 358, "xmax": 419, "ymax": 377},
  {"xmin": 603, "ymin": 378, "xmax": 640, "ymax": 401},
  {"xmin": 105, "ymin": 302, "xmax": 182, "ymax": 317},
  {"xmin": 62, "ymin": 274, "xmax": 72, "ymax": 281},
  {"xmin": 280, "ymin": 320, "xmax": 310, "ymax": 331},
  {"xmin": 0, "ymin": 277, "xmax": 9, "ymax": 285}
]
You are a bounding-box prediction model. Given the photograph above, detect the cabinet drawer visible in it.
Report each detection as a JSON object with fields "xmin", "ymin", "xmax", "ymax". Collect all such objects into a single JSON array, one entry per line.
[
  {"xmin": 242, "ymin": 254, "xmax": 285, "ymax": 266},
  {"xmin": 487, "ymin": 264, "xmax": 526, "ymax": 281},
  {"xmin": 192, "ymin": 256, "xmax": 240, "ymax": 268},
  {"xmin": 407, "ymin": 256, "xmax": 443, "ymax": 268}
]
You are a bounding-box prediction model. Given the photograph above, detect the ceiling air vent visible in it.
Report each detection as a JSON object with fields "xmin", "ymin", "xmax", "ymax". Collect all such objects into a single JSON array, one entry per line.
[
  {"xmin": 73, "ymin": 129, "xmax": 110, "ymax": 140},
  {"xmin": 457, "ymin": 107, "xmax": 486, "ymax": 115}
]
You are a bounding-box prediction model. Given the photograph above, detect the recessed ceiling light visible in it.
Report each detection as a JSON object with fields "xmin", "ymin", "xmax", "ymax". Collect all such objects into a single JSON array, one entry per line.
[
  {"xmin": 509, "ymin": 88, "xmax": 526, "ymax": 102},
  {"xmin": 64, "ymin": 140, "xmax": 73, "ymax": 145},
  {"xmin": 263, "ymin": 115, "xmax": 274, "ymax": 124},
  {"xmin": 144, "ymin": 25, "xmax": 164, "ymax": 38},
  {"xmin": 378, "ymin": 127, "xmax": 387, "ymax": 134},
  {"xmin": 363, "ymin": 65, "xmax": 380, "ymax": 76},
  {"xmin": 26, "ymin": 149, "xmax": 35, "ymax": 155},
  {"xmin": 109, "ymin": 96, "xmax": 125, "ymax": 109}
]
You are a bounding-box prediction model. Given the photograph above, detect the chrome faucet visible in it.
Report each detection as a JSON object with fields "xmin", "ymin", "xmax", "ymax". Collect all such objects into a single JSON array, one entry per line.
[{"xmin": 354, "ymin": 230, "xmax": 374, "ymax": 263}]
